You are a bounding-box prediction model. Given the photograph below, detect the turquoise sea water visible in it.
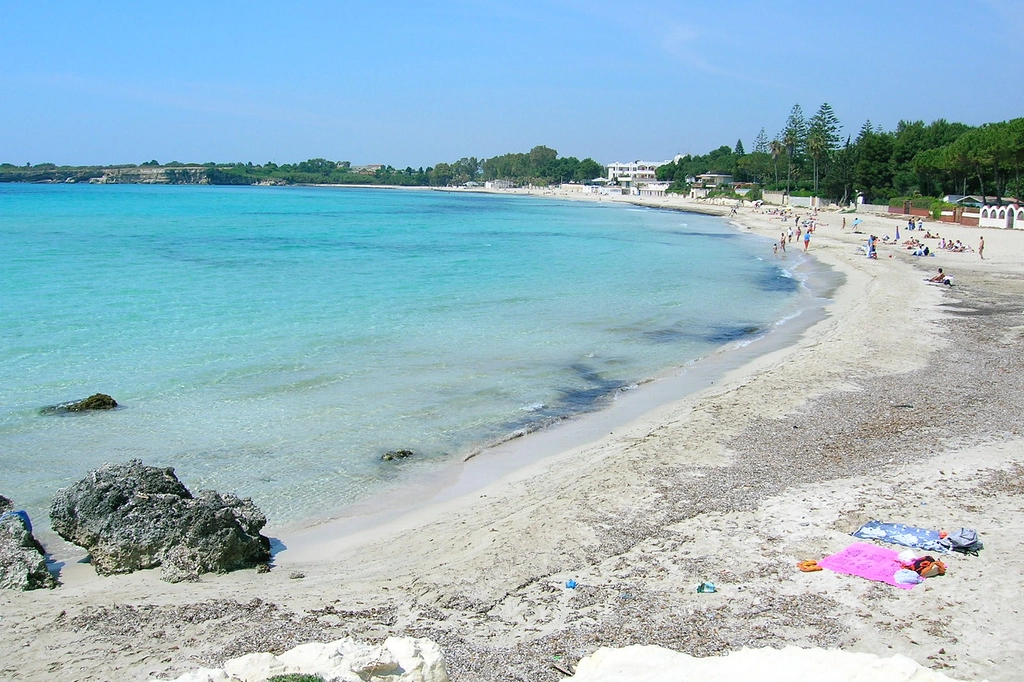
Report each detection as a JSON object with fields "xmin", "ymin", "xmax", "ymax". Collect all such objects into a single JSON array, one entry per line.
[{"xmin": 0, "ymin": 184, "xmax": 809, "ymax": 531}]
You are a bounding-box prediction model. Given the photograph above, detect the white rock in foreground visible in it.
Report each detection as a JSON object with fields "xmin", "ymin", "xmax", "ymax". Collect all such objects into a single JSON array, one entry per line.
[
  {"xmin": 170, "ymin": 636, "xmax": 448, "ymax": 682},
  {"xmin": 570, "ymin": 645, "xmax": 984, "ymax": 682}
]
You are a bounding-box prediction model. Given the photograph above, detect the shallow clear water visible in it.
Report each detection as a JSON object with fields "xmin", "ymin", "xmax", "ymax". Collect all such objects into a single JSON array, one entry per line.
[{"xmin": 0, "ymin": 184, "xmax": 804, "ymax": 528}]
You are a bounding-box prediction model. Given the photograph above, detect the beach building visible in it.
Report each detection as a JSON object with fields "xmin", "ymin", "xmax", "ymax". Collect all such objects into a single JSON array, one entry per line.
[
  {"xmin": 606, "ymin": 157, "xmax": 679, "ymax": 198},
  {"xmin": 606, "ymin": 157, "xmax": 680, "ymax": 187},
  {"xmin": 636, "ymin": 182, "xmax": 671, "ymax": 197},
  {"xmin": 558, "ymin": 183, "xmax": 600, "ymax": 194},
  {"xmin": 688, "ymin": 173, "xmax": 734, "ymax": 199},
  {"xmin": 943, "ymin": 194, "xmax": 987, "ymax": 207},
  {"xmin": 979, "ymin": 203, "xmax": 1024, "ymax": 229},
  {"xmin": 484, "ymin": 179, "xmax": 513, "ymax": 190}
]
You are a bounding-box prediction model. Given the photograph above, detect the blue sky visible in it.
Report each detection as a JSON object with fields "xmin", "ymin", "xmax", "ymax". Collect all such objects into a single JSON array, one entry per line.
[{"xmin": 2, "ymin": 0, "xmax": 1022, "ymax": 168}]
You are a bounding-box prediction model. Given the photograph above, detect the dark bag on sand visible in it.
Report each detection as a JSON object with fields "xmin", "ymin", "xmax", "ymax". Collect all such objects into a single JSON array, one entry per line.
[{"xmin": 945, "ymin": 527, "xmax": 983, "ymax": 555}]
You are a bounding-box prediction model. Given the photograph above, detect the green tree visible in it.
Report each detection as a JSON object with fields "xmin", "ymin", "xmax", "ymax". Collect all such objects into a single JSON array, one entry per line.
[
  {"xmin": 753, "ymin": 128, "xmax": 769, "ymax": 154},
  {"xmin": 430, "ymin": 162, "xmax": 454, "ymax": 186},
  {"xmin": 807, "ymin": 103, "xmax": 841, "ymax": 194},
  {"xmin": 780, "ymin": 104, "xmax": 807, "ymax": 193},
  {"xmin": 736, "ymin": 151, "xmax": 773, "ymax": 185},
  {"xmin": 576, "ymin": 158, "xmax": 604, "ymax": 182},
  {"xmin": 823, "ymin": 137, "xmax": 856, "ymax": 205},
  {"xmin": 854, "ymin": 130, "xmax": 895, "ymax": 202},
  {"xmin": 528, "ymin": 145, "xmax": 558, "ymax": 175},
  {"xmin": 734, "ymin": 139, "xmax": 745, "ymax": 155},
  {"xmin": 769, "ymin": 139, "xmax": 784, "ymax": 187}
]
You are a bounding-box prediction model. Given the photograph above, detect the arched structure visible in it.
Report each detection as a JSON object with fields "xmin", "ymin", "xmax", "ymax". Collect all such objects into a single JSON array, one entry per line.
[{"xmin": 979, "ymin": 204, "xmax": 1024, "ymax": 229}]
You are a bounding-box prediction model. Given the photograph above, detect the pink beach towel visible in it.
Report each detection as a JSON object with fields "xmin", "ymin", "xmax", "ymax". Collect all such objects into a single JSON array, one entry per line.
[{"xmin": 817, "ymin": 542, "xmax": 916, "ymax": 589}]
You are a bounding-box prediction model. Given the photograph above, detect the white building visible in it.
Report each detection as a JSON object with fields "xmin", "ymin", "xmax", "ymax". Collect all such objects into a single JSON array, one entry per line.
[
  {"xmin": 606, "ymin": 156, "xmax": 681, "ymax": 187},
  {"xmin": 978, "ymin": 203, "xmax": 1023, "ymax": 229},
  {"xmin": 636, "ymin": 182, "xmax": 671, "ymax": 197},
  {"xmin": 688, "ymin": 173, "xmax": 735, "ymax": 199}
]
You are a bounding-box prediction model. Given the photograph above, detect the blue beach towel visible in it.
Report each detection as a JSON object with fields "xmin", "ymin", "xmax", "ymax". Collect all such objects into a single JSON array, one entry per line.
[{"xmin": 852, "ymin": 520, "xmax": 949, "ymax": 554}]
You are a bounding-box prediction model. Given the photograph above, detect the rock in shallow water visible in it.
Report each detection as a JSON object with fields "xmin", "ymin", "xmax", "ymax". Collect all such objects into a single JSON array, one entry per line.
[
  {"xmin": 49, "ymin": 459, "xmax": 270, "ymax": 582},
  {"xmin": 0, "ymin": 495, "xmax": 59, "ymax": 591},
  {"xmin": 42, "ymin": 392, "xmax": 118, "ymax": 414}
]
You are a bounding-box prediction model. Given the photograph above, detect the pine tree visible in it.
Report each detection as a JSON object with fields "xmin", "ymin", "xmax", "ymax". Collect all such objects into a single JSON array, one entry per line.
[
  {"xmin": 753, "ymin": 128, "xmax": 770, "ymax": 154},
  {"xmin": 808, "ymin": 103, "xmax": 841, "ymax": 150},
  {"xmin": 781, "ymin": 104, "xmax": 808, "ymax": 193},
  {"xmin": 734, "ymin": 139, "xmax": 745, "ymax": 155},
  {"xmin": 807, "ymin": 103, "xmax": 842, "ymax": 194},
  {"xmin": 856, "ymin": 120, "xmax": 874, "ymax": 143}
]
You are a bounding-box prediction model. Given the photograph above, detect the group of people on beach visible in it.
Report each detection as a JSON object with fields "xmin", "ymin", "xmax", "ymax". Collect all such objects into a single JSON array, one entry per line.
[
  {"xmin": 770, "ymin": 208, "xmax": 988, "ymax": 263},
  {"xmin": 774, "ymin": 220, "xmax": 815, "ymax": 254},
  {"xmin": 897, "ymin": 224, "xmax": 985, "ymax": 259},
  {"xmin": 905, "ymin": 217, "xmax": 926, "ymax": 231}
]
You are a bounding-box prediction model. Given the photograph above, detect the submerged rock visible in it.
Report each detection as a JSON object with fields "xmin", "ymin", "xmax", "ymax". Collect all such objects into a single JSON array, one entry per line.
[
  {"xmin": 382, "ymin": 448, "xmax": 415, "ymax": 461},
  {"xmin": 0, "ymin": 496, "xmax": 59, "ymax": 590},
  {"xmin": 50, "ymin": 459, "xmax": 270, "ymax": 583},
  {"xmin": 42, "ymin": 393, "xmax": 118, "ymax": 414}
]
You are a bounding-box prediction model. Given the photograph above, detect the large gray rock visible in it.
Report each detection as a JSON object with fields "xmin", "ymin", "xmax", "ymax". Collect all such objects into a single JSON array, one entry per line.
[
  {"xmin": 50, "ymin": 460, "xmax": 270, "ymax": 583},
  {"xmin": 0, "ymin": 496, "xmax": 59, "ymax": 590}
]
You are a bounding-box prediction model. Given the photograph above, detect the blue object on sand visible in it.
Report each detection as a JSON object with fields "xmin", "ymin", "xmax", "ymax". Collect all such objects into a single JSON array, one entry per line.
[
  {"xmin": 0, "ymin": 510, "xmax": 32, "ymax": 532},
  {"xmin": 566, "ymin": 579, "xmax": 578, "ymax": 589},
  {"xmin": 852, "ymin": 520, "xmax": 949, "ymax": 553}
]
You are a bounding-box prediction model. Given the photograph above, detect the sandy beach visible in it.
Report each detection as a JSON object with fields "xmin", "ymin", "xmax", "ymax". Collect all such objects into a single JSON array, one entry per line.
[{"xmin": 2, "ymin": 194, "xmax": 1023, "ymax": 682}]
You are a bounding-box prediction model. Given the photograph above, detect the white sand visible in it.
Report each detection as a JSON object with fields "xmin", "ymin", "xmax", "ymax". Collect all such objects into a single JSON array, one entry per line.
[{"xmin": 2, "ymin": 194, "xmax": 1022, "ymax": 682}]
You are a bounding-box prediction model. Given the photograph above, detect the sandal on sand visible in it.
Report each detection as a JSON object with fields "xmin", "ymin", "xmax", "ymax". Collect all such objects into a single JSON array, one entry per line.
[{"xmin": 797, "ymin": 560, "xmax": 823, "ymax": 572}]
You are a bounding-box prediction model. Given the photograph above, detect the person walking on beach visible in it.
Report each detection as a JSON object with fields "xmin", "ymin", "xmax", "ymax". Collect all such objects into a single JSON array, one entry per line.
[
  {"xmin": 979, "ymin": 235, "xmax": 985, "ymax": 259},
  {"xmin": 803, "ymin": 229, "xmax": 811, "ymax": 251},
  {"xmin": 779, "ymin": 233, "xmax": 786, "ymax": 252}
]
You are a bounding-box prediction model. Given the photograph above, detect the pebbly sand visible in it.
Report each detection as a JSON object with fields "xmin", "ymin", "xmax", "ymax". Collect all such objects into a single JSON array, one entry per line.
[{"xmin": 2, "ymin": 194, "xmax": 1023, "ymax": 682}]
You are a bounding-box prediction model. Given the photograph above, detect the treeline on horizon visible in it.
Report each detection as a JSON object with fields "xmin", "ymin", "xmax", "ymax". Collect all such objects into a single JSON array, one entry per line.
[
  {"xmin": 0, "ymin": 146, "xmax": 605, "ymax": 188},
  {"xmin": 658, "ymin": 105, "xmax": 1024, "ymax": 205},
  {"xmin": 3, "ymin": 109, "xmax": 1022, "ymax": 205}
]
